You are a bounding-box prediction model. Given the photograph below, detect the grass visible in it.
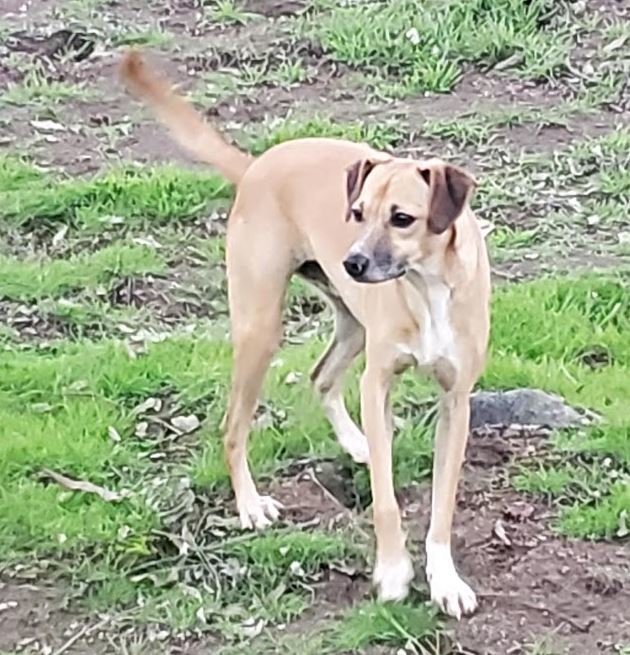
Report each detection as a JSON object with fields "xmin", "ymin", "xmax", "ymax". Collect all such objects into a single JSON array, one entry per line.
[
  {"xmin": 110, "ymin": 28, "xmax": 174, "ymax": 49},
  {"xmin": 0, "ymin": 243, "xmax": 166, "ymax": 301},
  {"xmin": 1, "ymin": 272, "xmax": 627, "ymax": 561},
  {"xmin": 309, "ymin": 0, "xmax": 569, "ymax": 96},
  {"xmin": 0, "ymin": 157, "xmax": 232, "ymax": 232},
  {"xmin": 0, "ymin": 71, "xmax": 93, "ymax": 108},
  {"xmin": 2, "ymin": 0, "xmax": 629, "ymax": 647},
  {"xmin": 335, "ymin": 600, "xmax": 440, "ymax": 652},
  {"xmin": 1, "ymin": 123, "xmax": 628, "ymax": 645},
  {"xmin": 207, "ymin": 0, "xmax": 256, "ymax": 26},
  {"xmin": 244, "ymin": 114, "xmax": 405, "ymax": 154}
]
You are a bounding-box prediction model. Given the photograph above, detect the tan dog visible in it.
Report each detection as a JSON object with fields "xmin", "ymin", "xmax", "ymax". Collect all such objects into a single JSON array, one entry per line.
[{"xmin": 120, "ymin": 51, "xmax": 491, "ymax": 619}]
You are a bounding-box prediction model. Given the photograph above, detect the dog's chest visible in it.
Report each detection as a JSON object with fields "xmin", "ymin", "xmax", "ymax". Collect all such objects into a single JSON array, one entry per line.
[{"xmin": 397, "ymin": 278, "xmax": 457, "ymax": 370}]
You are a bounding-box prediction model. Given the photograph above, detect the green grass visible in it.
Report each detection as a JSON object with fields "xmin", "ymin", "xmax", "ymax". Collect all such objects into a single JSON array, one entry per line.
[
  {"xmin": 244, "ymin": 114, "xmax": 405, "ymax": 155},
  {"xmin": 0, "ymin": 243, "xmax": 166, "ymax": 301},
  {"xmin": 207, "ymin": 0, "xmax": 256, "ymax": 26},
  {"xmin": 0, "ymin": 69, "xmax": 94, "ymax": 108},
  {"xmin": 335, "ymin": 600, "xmax": 440, "ymax": 652},
  {"xmin": 0, "ymin": 157, "xmax": 232, "ymax": 232},
  {"xmin": 487, "ymin": 273, "xmax": 630, "ymax": 538},
  {"xmin": 309, "ymin": 0, "xmax": 568, "ymax": 96},
  {"xmin": 110, "ymin": 28, "xmax": 174, "ymax": 48},
  {"xmin": 1, "ymin": 272, "xmax": 627, "ymax": 558}
]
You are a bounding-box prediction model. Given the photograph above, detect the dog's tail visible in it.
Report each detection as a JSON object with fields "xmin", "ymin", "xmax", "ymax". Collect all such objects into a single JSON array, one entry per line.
[{"xmin": 119, "ymin": 50, "xmax": 252, "ymax": 185}]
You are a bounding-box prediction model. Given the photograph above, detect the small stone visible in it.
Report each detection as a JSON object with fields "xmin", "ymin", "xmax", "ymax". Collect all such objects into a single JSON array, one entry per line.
[
  {"xmin": 470, "ymin": 389, "xmax": 590, "ymax": 431},
  {"xmin": 171, "ymin": 415, "xmax": 200, "ymax": 433}
]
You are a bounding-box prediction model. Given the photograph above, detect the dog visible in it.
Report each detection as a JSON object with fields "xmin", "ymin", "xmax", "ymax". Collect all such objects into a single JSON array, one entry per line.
[{"xmin": 120, "ymin": 51, "xmax": 491, "ymax": 619}]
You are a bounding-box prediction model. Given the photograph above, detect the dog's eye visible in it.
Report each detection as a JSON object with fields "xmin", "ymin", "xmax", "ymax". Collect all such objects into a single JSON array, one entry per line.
[
  {"xmin": 391, "ymin": 212, "xmax": 416, "ymax": 228},
  {"xmin": 351, "ymin": 208, "xmax": 364, "ymax": 222}
]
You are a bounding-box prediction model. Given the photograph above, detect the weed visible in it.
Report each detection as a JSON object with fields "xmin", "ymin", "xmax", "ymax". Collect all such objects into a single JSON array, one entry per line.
[{"xmin": 207, "ymin": 0, "xmax": 255, "ymax": 26}]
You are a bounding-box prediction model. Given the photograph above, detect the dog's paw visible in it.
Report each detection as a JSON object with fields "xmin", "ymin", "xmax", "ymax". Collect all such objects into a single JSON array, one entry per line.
[
  {"xmin": 373, "ymin": 551, "xmax": 414, "ymax": 601},
  {"xmin": 338, "ymin": 429, "xmax": 370, "ymax": 464},
  {"xmin": 425, "ymin": 541, "xmax": 477, "ymax": 619},
  {"xmin": 237, "ymin": 494, "xmax": 283, "ymax": 530}
]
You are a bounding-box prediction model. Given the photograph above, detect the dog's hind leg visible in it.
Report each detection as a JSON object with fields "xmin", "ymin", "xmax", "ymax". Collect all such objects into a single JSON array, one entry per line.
[
  {"xmin": 222, "ymin": 211, "xmax": 293, "ymax": 530},
  {"xmin": 310, "ymin": 300, "xmax": 369, "ymax": 464}
]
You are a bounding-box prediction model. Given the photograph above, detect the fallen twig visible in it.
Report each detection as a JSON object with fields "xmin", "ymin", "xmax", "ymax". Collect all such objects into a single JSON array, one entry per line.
[
  {"xmin": 41, "ymin": 468, "xmax": 122, "ymax": 502},
  {"xmin": 52, "ymin": 616, "xmax": 110, "ymax": 655}
]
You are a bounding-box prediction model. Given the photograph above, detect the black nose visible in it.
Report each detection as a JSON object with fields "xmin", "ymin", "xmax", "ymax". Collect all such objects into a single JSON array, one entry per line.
[{"xmin": 343, "ymin": 253, "xmax": 369, "ymax": 279}]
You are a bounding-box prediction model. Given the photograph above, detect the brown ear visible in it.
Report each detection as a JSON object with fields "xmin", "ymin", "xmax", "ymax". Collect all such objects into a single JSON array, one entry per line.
[
  {"xmin": 345, "ymin": 159, "xmax": 376, "ymax": 221},
  {"xmin": 418, "ymin": 162, "xmax": 477, "ymax": 234}
]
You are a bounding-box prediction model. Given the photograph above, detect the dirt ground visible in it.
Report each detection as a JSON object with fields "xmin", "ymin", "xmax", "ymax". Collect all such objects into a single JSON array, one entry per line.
[{"xmin": 2, "ymin": 432, "xmax": 629, "ymax": 654}]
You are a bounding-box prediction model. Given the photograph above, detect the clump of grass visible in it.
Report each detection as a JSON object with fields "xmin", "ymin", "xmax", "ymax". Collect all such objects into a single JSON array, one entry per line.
[
  {"xmin": 334, "ymin": 600, "xmax": 441, "ymax": 652},
  {"xmin": 110, "ymin": 28, "xmax": 174, "ymax": 48},
  {"xmin": 309, "ymin": 0, "xmax": 567, "ymax": 96},
  {"xmin": 207, "ymin": 0, "xmax": 256, "ymax": 26},
  {"xmin": 0, "ymin": 243, "xmax": 166, "ymax": 301},
  {"xmin": 0, "ymin": 71, "xmax": 92, "ymax": 108},
  {"xmin": 0, "ymin": 157, "xmax": 232, "ymax": 231},
  {"xmin": 245, "ymin": 114, "xmax": 405, "ymax": 154}
]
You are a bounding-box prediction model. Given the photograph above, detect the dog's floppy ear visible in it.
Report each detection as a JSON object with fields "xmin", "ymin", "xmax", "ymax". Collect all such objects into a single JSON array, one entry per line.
[
  {"xmin": 345, "ymin": 159, "xmax": 376, "ymax": 221},
  {"xmin": 418, "ymin": 161, "xmax": 477, "ymax": 234}
]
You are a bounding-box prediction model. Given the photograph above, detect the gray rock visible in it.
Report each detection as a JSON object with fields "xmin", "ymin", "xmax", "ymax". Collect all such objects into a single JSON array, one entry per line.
[{"xmin": 469, "ymin": 388, "xmax": 591, "ymax": 431}]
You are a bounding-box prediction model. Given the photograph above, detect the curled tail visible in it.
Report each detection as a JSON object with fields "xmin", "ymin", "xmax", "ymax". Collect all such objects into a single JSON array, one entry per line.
[{"xmin": 119, "ymin": 50, "xmax": 252, "ymax": 185}]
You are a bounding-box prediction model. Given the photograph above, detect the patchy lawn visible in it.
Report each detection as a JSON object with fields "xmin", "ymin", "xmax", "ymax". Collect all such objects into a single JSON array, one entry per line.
[{"xmin": 0, "ymin": 0, "xmax": 628, "ymax": 653}]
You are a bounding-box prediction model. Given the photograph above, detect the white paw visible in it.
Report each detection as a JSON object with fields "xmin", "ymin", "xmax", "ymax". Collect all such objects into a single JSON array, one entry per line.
[
  {"xmin": 425, "ymin": 541, "xmax": 477, "ymax": 619},
  {"xmin": 373, "ymin": 551, "xmax": 415, "ymax": 601},
  {"xmin": 338, "ymin": 429, "xmax": 370, "ymax": 464},
  {"xmin": 237, "ymin": 494, "xmax": 283, "ymax": 530}
]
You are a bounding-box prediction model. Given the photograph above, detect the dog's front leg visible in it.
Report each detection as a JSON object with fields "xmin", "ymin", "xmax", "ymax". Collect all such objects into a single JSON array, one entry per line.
[
  {"xmin": 425, "ymin": 390, "xmax": 477, "ymax": 619},
  {"xmin": 361, "ymin": 361, "xmax": 414, "ymax": 601}
]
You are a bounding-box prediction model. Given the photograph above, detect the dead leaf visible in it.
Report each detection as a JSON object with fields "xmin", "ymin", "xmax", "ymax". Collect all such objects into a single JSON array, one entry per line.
[
  {"xmin": 42, "ymin": 468, "xmax": 122, "ymax": 502},
  {"xmin": 107, "ymin": 426, "xmax": 122, "ymax": 443},
  {"xmin": 493, "ymin": 52, "xmax": 524, "ymax": 71},
  {"xmin": 51, "ymin": 225, "xmax": 68, "ymax": 247},
  {"xmin": 30, "ymin": 119, "xmax": 65, "ymax": 132},
  {"xmin": 477, "ymin": 218, "xmax": 495, "ymax": 238},
  {"xmin": 241, "ymin": 618, "xmax": 265, "ymax": 638},
  {"xmin": 133, "ymin": 397, "xmax": 162, "ymax": 415},
  {"xmin": 504, "ymin": 501, "xmax": 535, "ymax": 522},
  {"xmin": 171, "ymin": 414, "xmax": 200, "ymax": 433},
  {"xmin": 493, "ymin": 519, "xmax": 512, "ymax": 546},
  {"xmin": 31, "ymin": 402, "xmax": 54, "ymax": 413},
  {"xmin": 135, "ymin": 421, "xmax": 149, "ymax": 438}
]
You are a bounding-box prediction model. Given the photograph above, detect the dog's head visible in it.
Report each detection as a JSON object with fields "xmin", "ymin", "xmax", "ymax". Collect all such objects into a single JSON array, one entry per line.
[{"xmin": 342, "ymin": 157, "xmax": 477, "ymax": 283}]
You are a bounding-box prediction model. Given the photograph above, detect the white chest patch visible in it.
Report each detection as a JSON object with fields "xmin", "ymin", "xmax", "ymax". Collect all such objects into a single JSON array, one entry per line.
[{"xmin": 398, "ymin": 276, "xmax": 457, "ymax": 371}]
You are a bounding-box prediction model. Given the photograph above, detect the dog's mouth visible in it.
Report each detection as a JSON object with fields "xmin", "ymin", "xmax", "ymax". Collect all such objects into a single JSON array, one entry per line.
[{"xmin": 352, "ymin": 266, "xmax": 406, "ymax": 284}]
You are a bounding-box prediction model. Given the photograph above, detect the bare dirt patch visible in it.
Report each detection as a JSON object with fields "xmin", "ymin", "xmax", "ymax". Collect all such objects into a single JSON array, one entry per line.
[
  {"xmin": 396, "ymin": 433, "xmax": 630, "ymax": 655},
  {"xmin": 0, "ymin": 299, "xmax": 77, "ymax": 342},
  {"xmin": 0, "ymin": 580, "xmax": 96, "ymax": 654},
  {"xmin": 241, "ymin": 0, "xmax": 308, "ymax": 18}
]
